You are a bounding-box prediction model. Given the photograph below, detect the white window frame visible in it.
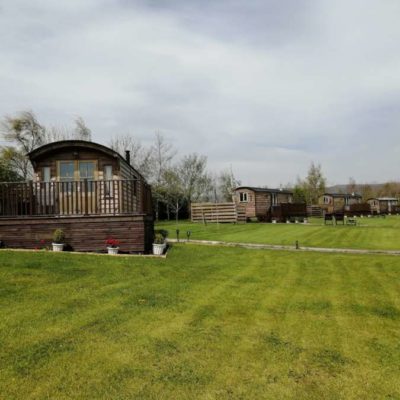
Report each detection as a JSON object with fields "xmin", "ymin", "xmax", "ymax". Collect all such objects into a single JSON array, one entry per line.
[{"xmin": 239, "ymin": 192, "xmax": 248, "ymax": 202}]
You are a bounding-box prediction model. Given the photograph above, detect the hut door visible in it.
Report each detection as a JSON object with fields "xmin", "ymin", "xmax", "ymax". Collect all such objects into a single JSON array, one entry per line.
[
  {"xmin": 79, "ymin": 161, "xmax": 96, "ymax": 214},
  {"xmin": 58, "ymin": 161, "xmax": 98, "ymax": 215},
  {"xmin": 59, "ymin": 161, "xmax": 75, "ymax": 214}
]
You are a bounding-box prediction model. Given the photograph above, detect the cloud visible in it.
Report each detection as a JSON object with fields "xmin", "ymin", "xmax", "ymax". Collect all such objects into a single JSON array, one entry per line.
[{"xmin": 0, "ymin": 0, "xmax": 399, "ymax": 186}]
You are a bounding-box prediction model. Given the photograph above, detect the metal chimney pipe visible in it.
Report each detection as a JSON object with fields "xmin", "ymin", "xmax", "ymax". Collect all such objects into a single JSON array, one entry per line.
[{"xmin": 125, "ymin": 150, "xmax": 131, "ymax": 165}]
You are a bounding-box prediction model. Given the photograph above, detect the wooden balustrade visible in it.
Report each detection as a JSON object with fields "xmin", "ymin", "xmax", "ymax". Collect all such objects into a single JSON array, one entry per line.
[{"xmin": 0, "ymin": 179, "xmax": 152, "ymax": 217}]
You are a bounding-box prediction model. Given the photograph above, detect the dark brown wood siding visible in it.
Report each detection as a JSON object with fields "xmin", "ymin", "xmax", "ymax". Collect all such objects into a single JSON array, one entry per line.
[
  {"xmin": 0, "ymin": 215, "xmax": 153, "ymax": 253},
  {"xmin": 234, "ymin": 189, "xmax": 293, "ymax": 220}
]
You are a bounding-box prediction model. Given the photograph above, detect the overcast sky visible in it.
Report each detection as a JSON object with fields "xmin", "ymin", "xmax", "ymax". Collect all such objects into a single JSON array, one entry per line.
[{"xmin": 1, "ymin": 0, "xmax": 399, "ymax": 186}]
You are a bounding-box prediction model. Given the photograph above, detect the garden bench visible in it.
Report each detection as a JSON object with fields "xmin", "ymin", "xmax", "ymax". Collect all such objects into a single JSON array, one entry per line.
[
  {"xmin": 324, "ymin": 213, "xmax": 334, "ymax": 225},
  {"xmin": 334, "ymin": 213, "xmax": 345, "ymax": 225}
]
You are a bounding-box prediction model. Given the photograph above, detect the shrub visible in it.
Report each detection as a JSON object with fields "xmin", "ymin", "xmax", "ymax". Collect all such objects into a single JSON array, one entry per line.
[
  {"xmin": 52, "ymin": 229, "xmax": 65, "ymax": 244},
  {"xmin": 154, "ymin": 229, "xmax": 168, "ymax": 244}
]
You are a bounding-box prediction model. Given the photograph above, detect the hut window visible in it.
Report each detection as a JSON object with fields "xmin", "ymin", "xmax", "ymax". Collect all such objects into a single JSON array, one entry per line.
[
  {"xmin": 104, "ymin": 165, "xmax": 113, "ymax": 195},
  {"xmin": 79, "ymin": 161, "xmax": 95, "ymax": 180},
  {"xmin": 104, "ymin": 165, "xmax": 112, "ymax": 181},
  {"xmin": 60, "ymin": 161, "xmax": 74, "ymax": 192},
  {"xmin": 323, "ymin": 196, "xmax": 330, "ymax": 204},
  {"xmin": 79, "ymin": 161, "xmax": 95, "ymax": 192},
  {"xmin": 60, "ymin": 161, "xmax": 74, "ymax": 181},
  {"xmin": 239, "ymin": 192, "xmax": 248, "ymax": 202},
  {"xmin": 42, "ymin": 167, "xmax": 51, "ymax": 182}
]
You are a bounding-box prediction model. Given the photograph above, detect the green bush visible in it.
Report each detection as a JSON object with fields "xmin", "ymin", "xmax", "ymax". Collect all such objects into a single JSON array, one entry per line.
[
  {"xmin": 154, "ymin": 229, "xmax": 168, "ymax": 244},
  {"xmin": 52, "ymin": 228, "xmax": 65, "ymax": 244}
]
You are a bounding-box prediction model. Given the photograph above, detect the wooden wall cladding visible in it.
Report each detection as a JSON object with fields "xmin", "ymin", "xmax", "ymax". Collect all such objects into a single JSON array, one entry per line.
[{"xmin": 0, "ymin": 215, "xmax": 154, "ymax": 253}]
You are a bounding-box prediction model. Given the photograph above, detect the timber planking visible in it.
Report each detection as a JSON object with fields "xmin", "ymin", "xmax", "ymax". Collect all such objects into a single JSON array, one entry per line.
[
  {"xmin": 191, "ymin": 202, "xmax": 246, "ymax": 223},
  {"xmin": 0, "ymin": 214, "xmax": 154, "ymax": 253}
]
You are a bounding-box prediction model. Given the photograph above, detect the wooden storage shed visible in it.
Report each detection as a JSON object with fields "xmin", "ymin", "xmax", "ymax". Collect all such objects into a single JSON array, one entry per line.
[{"xmin": 0, "ymin": 140, "xmax": 154, "ymax": 253}]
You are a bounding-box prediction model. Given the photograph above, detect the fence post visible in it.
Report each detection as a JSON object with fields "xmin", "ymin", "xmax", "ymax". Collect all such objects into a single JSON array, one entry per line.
[{"xmin": 29, "ymin": 180, "xmax": 34, "ymax": 215}]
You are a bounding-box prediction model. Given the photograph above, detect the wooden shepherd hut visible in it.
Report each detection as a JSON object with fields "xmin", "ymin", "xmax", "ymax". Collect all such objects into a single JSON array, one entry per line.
[
  {"xmin": 367, "ymin": 197, "xmax": 398, "ymax": 214},
  {"xmin": 0, "ymin": 140, "xmax": 153, "ymax": 253},
  {"xmin": 318, "ymin": 192, "xmax": 362, "ymax": 214},
  {"xmin": 233, "ymin": 186, "xmax": 295, "ymax": 221}
]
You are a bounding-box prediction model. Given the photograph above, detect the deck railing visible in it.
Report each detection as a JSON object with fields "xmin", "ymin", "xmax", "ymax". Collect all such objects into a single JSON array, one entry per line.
[{"xmin": 0, "ymin": 179, "xmax": 152, "ymax": 217}]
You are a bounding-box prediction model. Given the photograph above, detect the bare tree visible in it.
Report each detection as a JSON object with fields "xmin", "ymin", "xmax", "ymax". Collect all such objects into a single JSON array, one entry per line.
[
  {"xmin": 347, "ymin": 177, "xmax": 357, "ymax": 194},
  {"xmin": 109, "ymin": 133, "xmax": 153, "ymax": 180},
  {"xmin": 42, "ymin": 125, "xmax": 72, "ymax": 143},
  {"xmin": 150, "ymin": 132, "xmax": 176, "ymax": 184},
  {"xmin": 218, "ymin": 168, "xmax": 241, "ymax": 202},
  {"xmin": 178, "ymin": 153, "xmax": 212, "ymax": 208},
  {"xmin": 161, "ymin": 167, "xmax": 185, "ymax": 223},
  {"xmin": 149, "ymin": 132, "xmax": 177, "ymax": 220},
  {"xmin": 74, "ymin": 116, "xmax": 92, "ymax": 141}
]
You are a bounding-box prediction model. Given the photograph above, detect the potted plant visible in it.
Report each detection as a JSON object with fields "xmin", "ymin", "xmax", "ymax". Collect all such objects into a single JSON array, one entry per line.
[
  {"xmin": 52, "ymin": 229, "xmax": 65, "ymax": 252},
  {"xmin": 153, "ymin": 229, "xmax": 168, "ymax": 255},
  {"xmin": 106, "ymin": 237, "xmax": 120, "ymax": 255}
]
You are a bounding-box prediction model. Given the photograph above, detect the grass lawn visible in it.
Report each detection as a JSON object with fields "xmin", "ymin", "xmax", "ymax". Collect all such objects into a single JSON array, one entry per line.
[
  {"xmin": 1, "ymin": 246, "xmax": 400, "ymax": 399},
  {"xmin": 157, "ymin": 215, "xmax": 400, "ymax": 250}
]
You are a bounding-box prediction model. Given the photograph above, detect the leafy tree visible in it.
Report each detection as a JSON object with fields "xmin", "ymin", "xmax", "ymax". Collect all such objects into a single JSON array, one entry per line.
[
  {"xmin": 359, "ymin": 183, "xmax": 375, "ymax": 201},
  {"xmin": 0, "ymin": 149, "xmax": 22, "ymax": 181},
  {"xmin": 1, "ymin": 111, "xmax": 93, "ymax": 180},
  {"xmin": 0, "ymin": 111, "xmax": 45, "ymax": 179},
  {"xmin": 109, "ymin": 133, "xmax": 153, "ymax": 181},
  {"xmin": 296, "ymin": 162, "xmax": 326, "ymax": 205},
  {"xmin": 292, "ymin": 180, "xmax": 307, "ymax": 203},
  {"xmin": 0, "ymin": 147, "xmax": 26, "ymax": 181}
]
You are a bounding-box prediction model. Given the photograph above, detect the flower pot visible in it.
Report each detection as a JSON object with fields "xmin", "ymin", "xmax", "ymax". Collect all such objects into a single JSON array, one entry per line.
[
  {"xmin": 107, "ymin": 247, "xmax": 119, "ymax": 255},
  {"xmin": 52, "ymin": 243, "xmax": 64, "ymax": 252},
  {"xmin": 153, "ymin": 243, "xmax": 165, "ymax": 255}
]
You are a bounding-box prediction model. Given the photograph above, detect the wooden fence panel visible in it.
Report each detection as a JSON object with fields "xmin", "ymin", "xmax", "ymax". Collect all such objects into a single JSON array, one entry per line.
[{"xmin": 191, "ymin": 202, "xmax": 246, "ymax": 223}]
